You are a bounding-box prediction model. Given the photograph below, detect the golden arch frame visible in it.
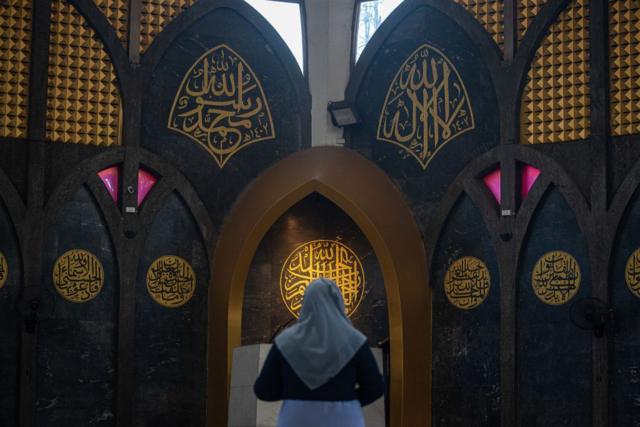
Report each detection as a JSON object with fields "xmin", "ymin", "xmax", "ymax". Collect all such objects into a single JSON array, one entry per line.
[{"xmin": 207, "ymin": 147, "xmax": 431, "ymax": 427}]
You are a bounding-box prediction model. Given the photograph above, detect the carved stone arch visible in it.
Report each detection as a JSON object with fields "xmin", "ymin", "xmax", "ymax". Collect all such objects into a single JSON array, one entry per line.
[
  {"xmin": 140, "ymin": 0, "xmax": 310, "ymax": 107},
  {"xmin": 209, "ymin": 147, "xmax": 429, "ymax": 427},
  {"xmin": 346, "ymin": 0, "xmax": 503, "ymax": 102}
]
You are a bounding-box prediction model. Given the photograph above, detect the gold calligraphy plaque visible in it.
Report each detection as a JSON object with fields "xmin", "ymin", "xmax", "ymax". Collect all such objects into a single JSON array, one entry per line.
[
  {"xmin": 0, "ymin": 251, "xmax": 8, "ymax": 289},
  {"xmin": 168, "ymin": 44, "xmax": 276, "ymax": 168},
  {"xmin": 52, "ymin": 249, "xmax": 104, "ymax": 303},
  {"xmin": 531, "ymin": 251, "xmax": 581, "ymax": 305},
  {"xmin": 146, "ymin": 255, "xmax": 196, "ymax": 308},
  {"xmin": 444, "ymin": 256, "xmax": 490, "ymax": 310},
  {"xmin": 625, "ymin": 248, "xmax": 640, "ymax": 299},
  {"xmin": 280, "ymin": 240, "xmax": 365, "ymax": 318},
  {"xmin": 377, "ymin": 43, "xmax": 475, "ymax": 170}
]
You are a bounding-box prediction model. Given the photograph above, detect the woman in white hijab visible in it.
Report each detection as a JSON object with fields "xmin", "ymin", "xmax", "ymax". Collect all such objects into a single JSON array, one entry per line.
[{"xmin": 254, "ymin": 278, "xmax": 385, "ymax": 427}]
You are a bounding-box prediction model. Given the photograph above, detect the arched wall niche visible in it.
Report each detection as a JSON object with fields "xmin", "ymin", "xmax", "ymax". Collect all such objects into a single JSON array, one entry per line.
[{"xmin": 209, "ymin": 146, "xmax": 429, "ymax": 427}]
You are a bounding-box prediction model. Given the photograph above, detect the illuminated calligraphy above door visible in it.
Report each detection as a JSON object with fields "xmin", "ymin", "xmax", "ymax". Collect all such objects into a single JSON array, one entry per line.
[
  {"xmin": 168, "ymin": 44, "xmax": 276, "ymax": 168},
  {"xmin": 280, "ymin": 240, "xmax": 365, "ymax": 318},
  {"xmin": 377, "ymin": 43, "xmax": 475, "ymax": 170}
]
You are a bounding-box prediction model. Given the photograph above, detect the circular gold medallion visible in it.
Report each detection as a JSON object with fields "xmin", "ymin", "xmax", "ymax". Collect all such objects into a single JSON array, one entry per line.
[
  {"xmin": 531, "ymin": 251, "xmax": 581, "ymax": 305},
  {"xmin": 53, "ymin": 249, "xmax": 104, "ymax": 303},
  {"xmin": 146, "ymin": 255, "xmax": 196, "ymax": 308},
  {"xmin": 625, "ymin": 248, "xmax": 640, "ymax": 298},
  {"xmin": 280, "ymin": 240, "xmax": 365, "ymax": 318},
  {"xmin": 444, "ymin": 256, "xmax": 491, "ymax": 309},
  {"xmin": 0, "ymin": 251, "xmax": 8, "ymax": 289}
]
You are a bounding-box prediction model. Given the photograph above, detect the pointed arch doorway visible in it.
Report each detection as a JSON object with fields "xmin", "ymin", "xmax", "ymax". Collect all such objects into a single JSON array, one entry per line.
[{"xmin": 207, "ymin": 147, "xmax": 430, "ymax": 427}]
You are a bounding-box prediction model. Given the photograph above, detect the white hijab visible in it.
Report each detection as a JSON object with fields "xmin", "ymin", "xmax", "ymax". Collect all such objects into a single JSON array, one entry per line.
[{"xmin": 274, "ymin": 278, "xmax": 367, "ymax": 390}]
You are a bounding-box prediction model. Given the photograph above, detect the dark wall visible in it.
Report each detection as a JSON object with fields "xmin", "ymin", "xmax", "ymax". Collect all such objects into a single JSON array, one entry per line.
[{"xmin": 242, "ymin": 193, "xmax": 388, "ymax": 346}]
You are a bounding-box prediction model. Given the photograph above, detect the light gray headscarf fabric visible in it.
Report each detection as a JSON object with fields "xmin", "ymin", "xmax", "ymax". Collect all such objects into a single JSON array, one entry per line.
[{"xmin": 274, "ymin": 278, "xmax": 367, "ymax": 390}]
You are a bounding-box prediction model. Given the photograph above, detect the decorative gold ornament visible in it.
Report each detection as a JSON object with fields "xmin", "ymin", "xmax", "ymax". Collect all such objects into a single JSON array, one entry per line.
[
  {"xmin": 609, "ymin": 0, "xmax": 640, "ymax": 136},
  {"xmin": 168, "ymin": 44, "xmax": 276, "ymax": 168},
  {"xmin": 624, "ymin": 248, "xmax": 640, "ymax": 298},
  {"xmin": 518, "ymin": 0, "xmax": 547, "ymax": 40},
  {"xmin": 146, "ymin": 256, "xmax": 196, "ymax": 308},
  {"xmin": 377, "ymin": 43, "xmax": 475, "ymax": 170},
  {"xmin": 444, "ymin": 256, "xmax": 490, "ymax": 309},
  {"xmin": 520, "ymin": 0, "xmax": 590, "ymax": 145},
  {"xmin": 140, "ymin": 0, "xmax": 196, "ymax": 53},
  {"xmin": 53, "ymin": 249, "xmax": 104, "ymax": 303},
  {"xmin": 0, "ymin": 251, "xmax": 8, "ymax": 289},
  {"xmin": 47, "ymin": 0, "xmax": 122, "ymax": 146},
  {"xmin": 531, "ymin": 251, "xmax": 581, "ymax": 305},
  {"xmin": 0, "ymin": 0, "xmax": 32, "ymax": 139},
  {"xmin": 280, "ymin": 240, "xmax": 365, "ymax": 318},
  {"xmin": 453, "ymin": 0, "xmax": 504, "ymax": 48},
  {"xmin": 94, "ymin": 0, "xmax": 129, "ymax": 46}
]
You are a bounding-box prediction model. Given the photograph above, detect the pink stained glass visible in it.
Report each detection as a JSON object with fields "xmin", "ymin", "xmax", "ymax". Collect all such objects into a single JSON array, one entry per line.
[
  {"xmin": 483, "ymin": 168, "xmax": 501, "ymax": 204},
  {"xmin": 97, "ymin": 166, "xmax": 119, "ymax": 203},
  {"xmin": 521, "ymin": 165, "xmax": 541, "ymax": 199},
  {"xmin": 137, "ymin": 169, "xmax": 157, "ymax": 207}
]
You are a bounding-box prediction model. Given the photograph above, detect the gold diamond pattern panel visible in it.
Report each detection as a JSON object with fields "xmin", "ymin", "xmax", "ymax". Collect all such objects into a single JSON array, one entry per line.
[
  {"xmin": 521, "ymin": 0, "xmax": 590, "ymax": 145},
  {"xmin": 0, "ymin": 0, "xmax": 32, "ymax": 139},
  {"xmin": 609, "ymin": 0, "xmax": 640, "ymax": 136},
  {"xmin": 47, "ymin": 0, "xmax": 121, "ymax": 146},
  {"xmin": 518, "ymin": 0, "xmax": 547, "ymax": 40},
  {"xmin": 140, "ymin": 0, "xmax": 198, "ymax": 53},
  {"xmin": 94, "ymin": 0, "xmax": 128, "ymax": 46},
  {"xmin": 453, "ymin": 0, "xmax": 504, "ymax": 48}
]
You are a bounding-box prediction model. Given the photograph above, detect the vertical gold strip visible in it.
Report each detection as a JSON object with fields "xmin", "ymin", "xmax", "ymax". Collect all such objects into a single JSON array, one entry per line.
[
  {"xmin": 609, "ymin": 0, "xmax": 640, "ymax": 137},
  {"xmin": 453, "ymin": 0, "xmax": 505, "ymax": 49},
  {"xmin": 139, "ymin": 0, "xmax": 198, "ymax": 54},
  {"xmin": 46, "ymin": 0, "xmax": 122, "ymax": 146},
  {"xmin": 94, "ymin": 0, "xmax": 129, "ymax": 47},
  {"xmin": 520, "ymin": 0, "xmax": 590, "ymax": 145},
  {"xmin": 518, "ymin": 0, "xmax": 547, "ymax": 40},
  {"xmin": 0, "ymin": 0, "xmax": 32, "ymax": 139}
]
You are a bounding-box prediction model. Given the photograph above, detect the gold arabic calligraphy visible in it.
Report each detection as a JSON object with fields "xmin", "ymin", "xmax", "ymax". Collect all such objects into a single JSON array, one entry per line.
[
  {"xmin": 146, "ymin": 255, "xmax": 196, "ymax": 308},
  {"xmin": 625, "ymin": 248, "xmax": 640, "ymax": 299},
  {"xmin": 168, "ymin": 44, "xmax": 276, "ymax": 168},
  {"xmin": 377, "ymin": 43, "xmax": 475, "ymax": 169},
  {"xmin": 444, "ymin": 256, "xmax": 490, "ymax": 309},
  {"xmin": 280, "ymin": 240, "xmax": 365, "ymax": 318},
  {"xmin": 53, "ymin": 249, "xmax": 104, "ymax": 303},
  {"xmin": 0, "ymin": 251, "xmax": 7, "ymax": 289},
  {"xmin": 531, "ymin": 251, "xmax": 581, "ymax": 305}
]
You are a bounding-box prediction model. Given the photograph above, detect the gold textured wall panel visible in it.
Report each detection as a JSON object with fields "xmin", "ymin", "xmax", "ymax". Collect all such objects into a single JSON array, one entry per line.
[
  {"xmin": 518, "ymin": 0, "xmax": 547, "ymax": 40},
  {"xmin": 140, "ymin": 0, "xmax": 198, "ymax": 53},
  {"xmin": 609, "ymin": 0, "xmax": 640, "ymax": 136},
  {"xmin": 453, "ymin": 0, "xmax": 504, "ymax": 48},
  {"xmin": 0, "ymin": 0, "xmax": 32, "ymax": 139},
  {"xmin": 47, "ymin": 0, "xmax": 121, "ymax": 146},
  {"xmin": 521, "ymin": 0, "xmax": 590, "ymax": 145},
  {"xmin": 94, "ymin": 0, "xmax": 129, "ymax": 46}
]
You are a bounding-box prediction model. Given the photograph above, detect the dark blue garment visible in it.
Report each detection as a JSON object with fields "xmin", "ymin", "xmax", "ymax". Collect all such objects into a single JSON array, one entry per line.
[{"xmin": 254, "ymin": 342, "xmax": 384, "ymax": 406}]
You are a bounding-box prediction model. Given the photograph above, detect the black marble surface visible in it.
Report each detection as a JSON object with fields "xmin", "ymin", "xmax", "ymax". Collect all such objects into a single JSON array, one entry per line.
[
  {"xmin": 134, "ymin": 192, "xmax": 208, "ymax": 427},
  {"xmin": 517, "ymin": 187, "xmax": 592, "ymax": 426},
  {"xmin": 431, "ymin": 195, "xmax": 500, "ymax": 426},
  {"xmin": 242, "ymin": 193, "xmax": 388, "ymax": 347},
  {"xmin": 36, "ymin": 186, "xmax": 118, "ymax": 426},
  {"xmin": 611, "ymin": 188, "xmax": 640, "ymax": 426},
  {"xmin": 0, "ymin": 198, "xmax": 21, "ymax": 425}
]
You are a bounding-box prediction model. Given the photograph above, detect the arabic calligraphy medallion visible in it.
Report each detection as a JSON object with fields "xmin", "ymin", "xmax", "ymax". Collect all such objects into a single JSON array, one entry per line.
[
  {"xmin": 0, "ymin": 251, "xmax": 7, "ymax": 289},
  {"xmin": 531, "ymin": 251, "xmax": 581, "ymax": 305},
  {"xmin": 146, "ymin": 255, "xmax": 196, "ymax": 308},
  {"xmin": 625, "ymin": 248, "xmax": 640, "ymax": 298},
  {"xmin": 168, "ymin": 44, "xmax": 276, "ymax": 168},
  {"xmin": 444, "ymin": 256, "xmax": 490, "ymax": 309},
  {"xmin": 280, "ymin": 240, "xmax": 365, "ymax": 318},
  {"xmin": 52, "ymin": 249, "xmax": 104, "ymax": 303},
  {"xmin": 377, "ymin": 43, "xmax": 475, "ymax": 170}
]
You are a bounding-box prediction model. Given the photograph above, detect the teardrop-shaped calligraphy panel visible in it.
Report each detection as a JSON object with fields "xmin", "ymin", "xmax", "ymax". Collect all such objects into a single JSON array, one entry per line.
[{"xmin": 168, "ymin": 44, "xmax": 276, "ymax": 168}]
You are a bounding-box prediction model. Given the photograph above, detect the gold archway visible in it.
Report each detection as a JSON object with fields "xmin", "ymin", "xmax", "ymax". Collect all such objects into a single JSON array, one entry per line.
[{"xmin": 207, "ymin": 147, "xmax": 430, "ymax": 427}]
